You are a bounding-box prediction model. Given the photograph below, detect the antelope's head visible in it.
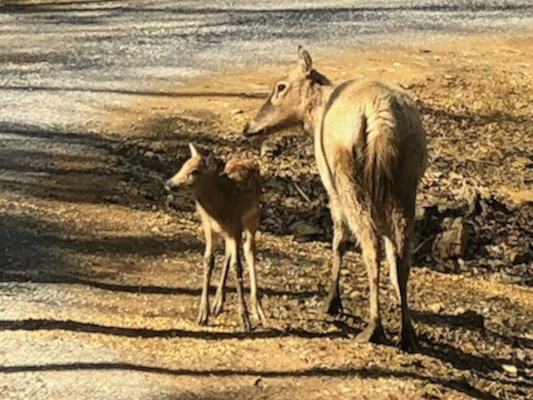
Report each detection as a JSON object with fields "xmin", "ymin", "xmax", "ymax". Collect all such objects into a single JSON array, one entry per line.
[{"xmin": 243, "ymin": 46, "xmax": 330, "ymax": 138}]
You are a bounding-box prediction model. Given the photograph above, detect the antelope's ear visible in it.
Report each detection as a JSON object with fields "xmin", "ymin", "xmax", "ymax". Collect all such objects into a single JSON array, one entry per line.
[
  {"xmin": 297, "ymin": 45, "xmax": 312, "ymax": 74},
  {"xmin": 188, "ymin": 143, "xmax": 199, "ymax": 157},
  {"xmin": 205, "ymin": 152, "xmax": 216, "ymax": 169}
]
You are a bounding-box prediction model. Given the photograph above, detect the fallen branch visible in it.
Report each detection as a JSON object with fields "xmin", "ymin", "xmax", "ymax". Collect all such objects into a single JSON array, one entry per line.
[
  {"xmin": 293, "ymin": 182, "xmax": 311, "ymax": 202},
  {"xmin": 413, "ymin": 235, "xmax": 434, "ymax": 255}
]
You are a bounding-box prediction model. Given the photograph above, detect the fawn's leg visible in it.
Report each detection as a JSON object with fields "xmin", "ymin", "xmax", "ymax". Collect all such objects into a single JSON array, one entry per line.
[
  {"xmin": 197, "ymin": 227, "xmax": 216, "ymax": 326},
  {"xmin": 355, "ymin": 221, "xmax": 386, "ymax": 344},
  {"xmin": 324, "ymin": 195, "xmax": 349, "ymax": 315},
  {"xmin": 243, "ymin": 229, "xmax": 266, "ymax": 325},
  {"xmin": 212, "ymin": 246, "xmax": 231, "ymax": 315},
  {"xmin": 228, "ymin": 237, "xmax": 251, "ymax": 332}
]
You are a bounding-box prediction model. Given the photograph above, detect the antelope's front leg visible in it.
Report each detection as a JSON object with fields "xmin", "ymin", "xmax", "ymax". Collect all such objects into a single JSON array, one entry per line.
[
  {"xmin": 197, "ymin": 228, "xmax": 215, "ymax": 326},
  {"xmin": 324, "ymin": 196, "xmax": 348, "ymax": 315}
]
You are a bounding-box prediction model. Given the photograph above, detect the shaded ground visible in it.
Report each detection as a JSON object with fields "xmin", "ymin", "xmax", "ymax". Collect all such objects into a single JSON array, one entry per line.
[{"xmin": 1, "ymin": 3, "xmax": 533, "ymax": 399}]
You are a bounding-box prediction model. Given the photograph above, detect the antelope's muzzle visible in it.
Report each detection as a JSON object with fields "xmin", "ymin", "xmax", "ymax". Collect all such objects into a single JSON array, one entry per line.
[
  {"xmin": 242, "ymin": 121, "xmax": 262, "ymax": 138},
  {"xmin": 164, "ymin": 179, "xmax": 175, "ymax": 191}
]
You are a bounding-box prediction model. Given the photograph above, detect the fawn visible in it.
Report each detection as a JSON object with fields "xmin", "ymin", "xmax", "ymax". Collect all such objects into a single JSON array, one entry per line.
[{"xmin": 165, "ymin": 144, "xmax": 265, "ymax": 331}]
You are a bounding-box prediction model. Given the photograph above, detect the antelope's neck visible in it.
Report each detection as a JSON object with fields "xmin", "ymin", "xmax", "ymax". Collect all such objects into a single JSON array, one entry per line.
[{"xmin": 301, "ymin": 84, "xmax": 334, "ymax": 137}]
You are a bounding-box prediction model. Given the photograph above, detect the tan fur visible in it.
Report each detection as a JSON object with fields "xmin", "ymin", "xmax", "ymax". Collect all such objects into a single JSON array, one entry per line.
[
  {"xmin": 244, "ymin": 49, "xmax": 427, "ymax": 351},
  {"xmin": 166, "ymin": 145, "xmax": 265, "ymax": 331}
]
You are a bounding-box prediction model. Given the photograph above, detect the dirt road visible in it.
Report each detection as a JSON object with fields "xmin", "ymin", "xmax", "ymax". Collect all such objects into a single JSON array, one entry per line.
[{"xmin": 1, "ymin": 1, "xmax": 533, "ymax": 400}]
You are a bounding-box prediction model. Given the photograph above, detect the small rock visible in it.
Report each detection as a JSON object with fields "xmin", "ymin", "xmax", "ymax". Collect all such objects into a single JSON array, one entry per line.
[
  {"xmin": 454, "ymin": 307, "xmax": 466, "ymax": 315},
  {"xmin": 432, "ymin": 217, "xmax": 470, "ymax": 259},
  {"xmin": 502, "ymin": 364, "xmax": 518, "ymax": 375},
  {"xmin": 290, "ymin": 221, "xmax": 321, "ymax": 238},
  {"xmin": 429, "ymin": 303, "xmax": 444, "ymax": 314}
]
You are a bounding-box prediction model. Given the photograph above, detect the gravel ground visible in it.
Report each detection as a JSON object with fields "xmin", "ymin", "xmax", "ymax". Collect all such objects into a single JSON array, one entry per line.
[{"xmin": 1, "ymin": 2, "xmax": 533, "ymax": 400}]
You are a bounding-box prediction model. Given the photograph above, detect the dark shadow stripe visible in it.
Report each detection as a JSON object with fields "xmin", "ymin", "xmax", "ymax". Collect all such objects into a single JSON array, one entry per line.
[
  {"xmin": 0, "ymin": 319, "xmax": 347, "ymax": 340},
  {"xmin": 0, "ymin": 362, "xmax": 501, "ymax": 399},
  {"xmin": 0, "ymin": 273, "xmax": 319, "ymax": 299},
  {"xmin": 0, "ymin": 85, "xmax": 268, "ymax": 99}
]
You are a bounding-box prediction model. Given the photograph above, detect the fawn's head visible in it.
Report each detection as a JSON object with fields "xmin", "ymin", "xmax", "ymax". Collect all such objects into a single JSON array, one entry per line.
[
  {"xmin": 243, "ymin": 46, "xmax": 331, "ymax": 138},
  {"xmin": 165, "ymin": 143, "xmax": 216, "ymax": 192}
]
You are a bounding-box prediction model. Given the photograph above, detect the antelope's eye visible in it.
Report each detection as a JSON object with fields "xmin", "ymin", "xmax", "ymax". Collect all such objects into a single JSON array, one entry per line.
[
  {"xmin": 189, "ymin": 169, "xmax": 200, "ymax": 177},
  {"xmin": 277, "ymin": 83, "xmax": 286, "ymax": 92}
]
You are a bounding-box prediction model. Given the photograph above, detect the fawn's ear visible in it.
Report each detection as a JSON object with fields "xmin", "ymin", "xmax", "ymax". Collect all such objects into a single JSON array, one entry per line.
[
  {"xmin": 205, "ymin": 152, "xmax": 216, "ymax": 169},
  {"xmin": 188, "ymin": 143, "xmax": 199, "ymax": 157}
]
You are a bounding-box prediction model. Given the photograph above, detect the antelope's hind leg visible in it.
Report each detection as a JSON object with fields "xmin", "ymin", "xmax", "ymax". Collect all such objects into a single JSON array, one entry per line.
[{"xmin": 355, "ymin": 222, "xmax": 387, "ymax": 344}]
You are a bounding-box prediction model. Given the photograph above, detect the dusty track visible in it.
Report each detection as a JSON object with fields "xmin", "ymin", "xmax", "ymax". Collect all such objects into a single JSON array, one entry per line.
[{"xmin": 1, "ymin": 2, "xmax": 533, "ymax": 400}]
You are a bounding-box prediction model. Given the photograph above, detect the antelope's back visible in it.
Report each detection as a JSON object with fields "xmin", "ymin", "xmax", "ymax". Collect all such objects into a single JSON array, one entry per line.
[{"xmin": 322, "ymin": 79, "xmax": 427, "ymax": 177}]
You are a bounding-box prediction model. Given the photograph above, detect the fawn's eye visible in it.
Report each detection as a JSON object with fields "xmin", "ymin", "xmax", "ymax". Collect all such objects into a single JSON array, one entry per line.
[
  {"xmin": 277, "ymin": 83, "xmax": 286, "ymax": 92},
  {"xmin": 189, "ymin": 169, "xmax": 200, "ymax": 177}
]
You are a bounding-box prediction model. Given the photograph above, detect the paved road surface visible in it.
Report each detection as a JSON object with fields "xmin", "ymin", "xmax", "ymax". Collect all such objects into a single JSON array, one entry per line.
[{"xmin": 1, "ymin": 0, "xmax": 532, "ymax": 131}]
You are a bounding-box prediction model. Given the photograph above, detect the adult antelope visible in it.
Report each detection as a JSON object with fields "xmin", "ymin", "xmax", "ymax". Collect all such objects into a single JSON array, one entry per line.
[{"xmin": 243, "ymin": 47, "xmax": 426, "ymax": 351}]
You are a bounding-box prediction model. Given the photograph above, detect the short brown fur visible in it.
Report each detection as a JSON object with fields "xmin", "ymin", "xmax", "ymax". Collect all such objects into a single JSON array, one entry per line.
[{"xmin": 166, "ymin": 144, "xmax": 265, "ymax": 331}]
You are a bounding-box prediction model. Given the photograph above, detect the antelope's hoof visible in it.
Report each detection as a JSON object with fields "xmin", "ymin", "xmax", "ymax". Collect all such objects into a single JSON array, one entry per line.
[
  {"xmin": 324, "ymin": 293, "xmax": 343, "ymax": 316},
  {"xmin": 356, "ymin": 321, "xmax": 387, "ymax": 344},
  {"xmin": 399, "ymin": 323, "xmax": 419, "ymax": 353}
]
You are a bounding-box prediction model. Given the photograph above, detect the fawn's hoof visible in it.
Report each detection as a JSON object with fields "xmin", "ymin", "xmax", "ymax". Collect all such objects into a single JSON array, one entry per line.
[
  {"xmin": 197, "ymin": 309, "xmax": 209, "ymax": 326},
  {"xmin": 399, "ymin": 323, "xmax": 419, "ymax": 353},
  {"xmin": 211, "ymin": 293, "xmax": 225, "ymax": 315},
  {"xmin": 251, "ymin": 299, "xmax": 267, "ymax": 326},
  {"xmin": 239, "ymin": 311, "xmax": 252, "ymax": 332},
  {"xmin": 323, "ymin": 292, "xmax": 343, "ymax": 316},
  {"xmin": 356, "ymin": 321, "xmax": 387, "ymax": 344}
]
